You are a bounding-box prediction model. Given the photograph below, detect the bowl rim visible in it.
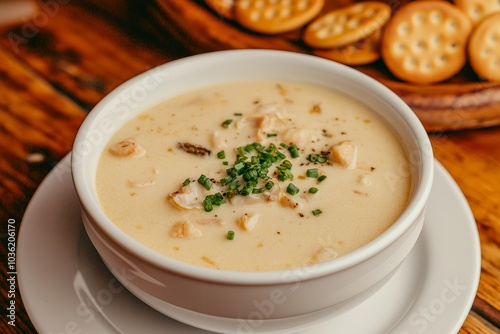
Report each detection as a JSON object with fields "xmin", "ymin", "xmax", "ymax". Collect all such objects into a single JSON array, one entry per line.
[{"xmin": 72, "ymin": 49, "xmax": 434, "ymax": 285}]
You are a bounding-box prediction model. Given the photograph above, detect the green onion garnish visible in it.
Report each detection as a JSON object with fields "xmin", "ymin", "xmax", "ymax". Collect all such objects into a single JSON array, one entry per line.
[
  {"xmin": 309, "ymin": 187, "xmax": 318, "ymax": 194},
  {"xmin": 265, "ymin": 181, "xmax": 274, "ymax": 190},
  {"xmin": 252, "ymin": 187, "xmax": 265, "ymax": 194},
  {"xmin": 267, "ymin": 133, "xmax": 277, "ymax": 137},
  {"xmin": 318, "ymin": 175, "xmax": 327, "ymax": 183},
  {"xmin": 307, "ymin": 153, "xmax": 327, "ymax": 164},
  {"xmin": 234, "ymin": 113, "xmax": 242, "ymax": 116},
  {"xmin": 276, "ymin": 169, "xmax": 293, "ymax": 181},
  {"xmin": 286, "ymin": 183, "xmax": 299, "ymax": 196},
  {"xmin": 217, "ymin": 150, "xmax": 226, "ymax": 159},
  {"xmin": 198, "ymin": 174, "xmax": 213, "ymax": 190},
  {"xmin": 312, "ymin": 209, "xmax": 322, "ymax": 216},
  {"xmin": 182, "ymin": 178, "xmax": 191, "ymax": 187},
  {"xmin": 306, "ymin": 168, "xmax": 319, "ymax": 178},
  {"xmin": 288, "ymin": 144, "xmax": 299, "ymax": 158},
  {"xmin": 203, "ymin": 193, "xmax": 226, "ymax": 212},
  {"xmin": 221, "ymin": 119, "xmax": 233, "ymax": 128},
  {"xmin": 227, "ymin": 230, "xmax": 235, "ymax": 240}
]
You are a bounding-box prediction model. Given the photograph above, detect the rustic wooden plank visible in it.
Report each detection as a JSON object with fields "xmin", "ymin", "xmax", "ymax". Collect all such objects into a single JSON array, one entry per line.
[
  {"xmin": 0, "ymin": 42, "xmax": 85, "ymax": 333},
  {"xmin": 430, "ymin": 134, "xmax": 500, "ymax": 332},
  {"xmin": 0, "ymin": 46, "xmax": 85, "ymax": 217},
  {"xmin": 0, "ymin": 2, "xmax": 173, "ymax": 111},
  {"xmin": 461, "ymin": 310, "xmax": 500, "ymax": 334}
]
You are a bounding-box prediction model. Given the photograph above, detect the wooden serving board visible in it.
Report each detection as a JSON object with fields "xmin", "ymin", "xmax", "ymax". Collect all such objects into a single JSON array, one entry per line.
[{"xmin": 149, "ymin": 0, "xmax": 500, "ymax": 132}]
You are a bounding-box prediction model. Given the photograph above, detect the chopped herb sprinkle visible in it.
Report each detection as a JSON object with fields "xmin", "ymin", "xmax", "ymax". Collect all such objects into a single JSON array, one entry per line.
[
  {"xmin": 307, "ymin": 153, "xmax": 327, "ymax": 164},
  {"xmin": 227, "ymin": 230, "xmax": 235, "ymax": 240},
  {"xmin": 309, "ymin": 187, "xmax": 318, "ymax": 194},
  {"xmin": 306, "ymin": 168, "xmax": 319, "ymax": 178},
  {"xmin": 203, "ymin": 193, "xmax": 226, "ymax": 212},
  {"xmin": 312, "ymin": 209, "xmax": 322, "ymax": 216},
  {"xmin": 288, "ymin": 144, "xmax": 299, "ymax": 158},
  {"xmin": 318, "ymin": 175, "xmax": 327, "ymax": 183},
  {"xmin": 198, "ymin": 174, "xmax": 213, "ymax": 190},
  {"xmin": 221, "ymin": 119, "xmax": 233, "ymax": 128},
  {"xmin": 217, "ymin": 150, "xmax": 226, "ymax": 159},
  {"xmin": 265, "ymin": 181, "xmax": 274, "ymax": 190},
  {"xmin": 286, "ymin": 183, "xmax": 299, "ymax": 195},
  {"xmin": 182, "ymin": 178, "xmax": 191, "ymax": 187}
]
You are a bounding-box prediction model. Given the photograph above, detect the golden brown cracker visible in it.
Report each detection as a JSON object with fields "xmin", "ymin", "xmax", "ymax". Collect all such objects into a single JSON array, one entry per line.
[
  {"xmin": 314, "ymin": 29, "xmax": 382, "ymax": 66},
  {"xmin": 205, "ymin": 0, "xmax": 235, "ymax": 19},
  {"xmin": 234, "ymin": 0, "xmax": 325, "ymax": 35},
  {"xmin": 455, "ymin": 0, "xmax": 500, "ymax": 25},
  {"xmin": 468, "ymin": 12, "xmax": 500, "ymax": 81},
  {"xmin": 303, "ymin": 2, "xmax": 391, "ymax": 48},
  {"xmin": 381, "ymin": 1, "xmax": 472, "ymax": 84}
]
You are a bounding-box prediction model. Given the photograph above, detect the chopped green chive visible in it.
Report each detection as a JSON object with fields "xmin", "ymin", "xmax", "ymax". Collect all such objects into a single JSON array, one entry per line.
[
  {"xmin": 223, "ymin": 161, "xmax": 229, "ymax": 165},
  {"xmin": 318, "ymin": 175, "xmax": 327, "ymax": 183},
  {"xmin": 309, "ymin": 187, "xmax": 319, "ymax": 194},
  {"xmin": 221, "ymin": 119, "xmax": 233, "ymax": 128},
  {"xmin": 203, "ymin": 198, "xmax": 213, "ymax": 212},
  {"xmin": 280, "ymin": 143, "xmax": 289, "ymax": 149},
  {"xmin": 182, "ymin": 178, "xmax": 191, "ymax": 187},
  {"xmin": 198, "ymin": 174, "xmax": 213, "ymax": 190},
  {"xmin": 267, "ymin": 133, "xmax": 277, "ymax": 137},
  {"xmin": 265, "ymin": 181, "xmax": 274, "ymax": 190},
  {"xmin": 286, "ymin": 183, "xmax": 299, "ymax": 196},
  {"xmin": 306, "ymin": 168, "xmax": 319, "ymax": 178},
  {"xmin": 288, "ymin": 144, "xmax": 299, "ymax": 158},
  {"xmin": 236, "ymin": 147, "xmax": 247, "ymax": 158},
  {"xmin": 217, "ymin": 150, "xmax": 226, "ymax": 159},
  {"xmin": 276, "ymin": 151, "xmax": 286, "ymax": 161},
  {"xmin": 227, "ymin": 230, "xmax": 235, "ymax": 240},
  {"xmin": 203, "ymin": 193, "xmax": 226, "ymax": 212},
  {"xmin": 307, "ymin": 153, "xmax": 327, "ymax": 164},
  {"xmin": 276, "ymin": 169, "xmax": 293, "ymax": 181},
  {"xmin": 234, "ymin": 113, "xmax": 243, "ymax": 116},
  {"xmin": 312, "ymin": 209, "xmax": 322, "ymax": 216},
  {"xmin": 252, "ymin": 187, "xmax": 265, "ymax": 194}
]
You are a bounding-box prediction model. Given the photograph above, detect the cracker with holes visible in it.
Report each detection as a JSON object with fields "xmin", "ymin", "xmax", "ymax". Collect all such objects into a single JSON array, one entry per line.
[
  {"xmin": 454, "ymin": 0, "xmax": 500, "ymax": 25},
  {"xmin": 234, "ymin": 0, "xmax": 325, "ymax": 35},
  {"xmin": 468, "ymin": 12, "xmax": 500, "ymax": 82},
  {"xmin": 313, "ymin": 29, "xmax": 382, "ymax": 65},
  {"xmin": 381, "ymin": 1, "xmax": 472, "ymax": 84},
  {"xmin": 205, "ymin": 0, "xmax": 235, "ymax": 19},
  {"xmin": 303, "ymin": 2, "xmax": 391, "ymax": 49}
]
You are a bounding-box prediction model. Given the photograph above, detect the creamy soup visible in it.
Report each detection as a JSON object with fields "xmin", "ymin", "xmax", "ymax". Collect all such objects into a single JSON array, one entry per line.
[{"xmin": 96, "ymin": 81, "xmax": 411, "ymax": 271}]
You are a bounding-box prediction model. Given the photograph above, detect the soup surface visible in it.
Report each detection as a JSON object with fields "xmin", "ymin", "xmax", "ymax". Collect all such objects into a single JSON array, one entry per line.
[{"xmin": 96, "ymin": 81, "xmax": 411, "ymax": 271}]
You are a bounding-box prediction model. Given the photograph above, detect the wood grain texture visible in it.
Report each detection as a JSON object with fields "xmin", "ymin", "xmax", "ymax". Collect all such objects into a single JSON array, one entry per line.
[
  {"xmin": 0, "ymin": 1, "xmax": 498, "ymax": 333},
  {"xmin": 150, "ymin": 0, "xmax": 500, "ymax": 131}
]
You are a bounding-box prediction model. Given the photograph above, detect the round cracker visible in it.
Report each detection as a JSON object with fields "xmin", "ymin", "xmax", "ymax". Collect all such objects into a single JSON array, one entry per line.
[
  {"xmin": 303, "ymin": 2, "xmax": 391, "ymax": 48},
  {"xmin": 314, "ymin": 29, "xmax": 382, "ymax": 66},
  {"xmin": 454, "ymin": 0, "xmax": 500, "ymax": 25},
  {"xmin": 235, "ymin": 0, "xmax": 325, "ymax": 35},
  {"xmin": 205, "ymin": 0, "xmax": 235, "ymax": 19},
  {"xmin": 381, "ymin": 1, "xmax": 472, "ymax": 84},
  {"xmin": 468, "ymin": 12, "xmax": 500, "ymax": 82}
]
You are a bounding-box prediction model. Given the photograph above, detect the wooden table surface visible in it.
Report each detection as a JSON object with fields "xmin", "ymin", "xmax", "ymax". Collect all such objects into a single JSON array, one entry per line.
[{"xmin": 0, "ymin": 2, "xmax": 499, "ymax": 333}]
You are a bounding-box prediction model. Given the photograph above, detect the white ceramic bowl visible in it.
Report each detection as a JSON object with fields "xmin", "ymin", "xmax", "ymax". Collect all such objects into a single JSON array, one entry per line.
[{"xmin": 72, "ymin": 50, "xmax": 434, "ymax": 333}]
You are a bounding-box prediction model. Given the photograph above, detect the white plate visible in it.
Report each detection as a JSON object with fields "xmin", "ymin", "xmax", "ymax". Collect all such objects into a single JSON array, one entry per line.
[{"xmin": 18, "ymin": 155, "xmax": 480, "ymax": 334}]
